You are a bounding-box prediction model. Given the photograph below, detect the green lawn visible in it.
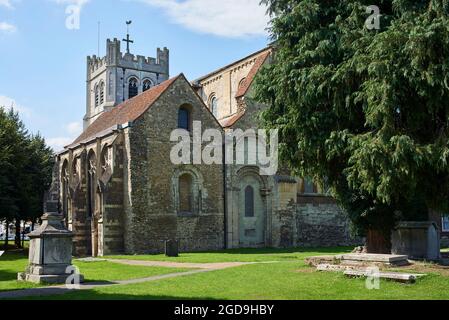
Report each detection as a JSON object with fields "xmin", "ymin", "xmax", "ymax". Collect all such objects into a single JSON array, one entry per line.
[
  {"xmin": 105, "ymin": 247, "xmax": 353, "ymax": 263},
  {"xmin": 0, "ymin": 250, "xmax": 187, "ymax": 292},
  {"xmin": 3, "ymin": 247, "xmax": 449, "ymax": 300}
]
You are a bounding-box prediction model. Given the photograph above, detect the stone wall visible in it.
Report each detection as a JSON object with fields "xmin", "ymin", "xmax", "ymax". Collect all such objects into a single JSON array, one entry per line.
[
  {"xmin": 196, "ymin": 50, "xmax": 268, "ymax": 120},
  {"xmin": 295, "ymin": 195, "xmax": 360, "ymax": 247},
  {"xmin": 125, "ymin": 76, "xmax": 225, "ymax": 253}
]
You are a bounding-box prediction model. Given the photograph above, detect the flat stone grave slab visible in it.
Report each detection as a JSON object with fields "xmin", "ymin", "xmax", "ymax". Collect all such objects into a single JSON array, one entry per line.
[
  {"xmin": 337, "ymin": 253, "xmax": 409, "ymax": 266},
  {"xmin": 344, "ymin": 270, "xmax": 425, "ymax": 283}
]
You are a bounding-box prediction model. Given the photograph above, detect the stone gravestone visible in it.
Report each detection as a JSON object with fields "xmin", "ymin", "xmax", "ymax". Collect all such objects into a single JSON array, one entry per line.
[
  {"xmin": 18, "ymin": 210, "xmax": 84, "ymax": 284},
  {"xmin": 165, "ymin": 240, "xmax": 179, "ymax": 257},
  {"xmin": 391, "ymin": 221, "xmax": 440, "ymax": 261}
]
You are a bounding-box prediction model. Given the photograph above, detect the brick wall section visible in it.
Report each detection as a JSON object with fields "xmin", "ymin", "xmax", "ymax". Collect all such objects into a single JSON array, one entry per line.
[{"xmin": 126, "ymin": 77, "xmax": 224, "ymax": 253}]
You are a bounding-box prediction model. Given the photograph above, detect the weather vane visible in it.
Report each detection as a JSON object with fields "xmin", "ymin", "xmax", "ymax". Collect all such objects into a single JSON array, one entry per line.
[{"xmin": 123, "ymin": 20, "xmax": 134, "ymax": 54}]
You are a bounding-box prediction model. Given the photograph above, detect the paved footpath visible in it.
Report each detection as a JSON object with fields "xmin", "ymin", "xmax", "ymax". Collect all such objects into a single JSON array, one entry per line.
[{"xmin": 0, "ymin": 260, "xmax": 253, "ymax": 299}]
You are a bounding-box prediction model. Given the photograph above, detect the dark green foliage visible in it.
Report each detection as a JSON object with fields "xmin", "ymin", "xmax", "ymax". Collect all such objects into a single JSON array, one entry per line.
[
  {"xmin": 256, "ymin": 0, "xmax": 449, "ymax": 237},
  {"xmin": 0, "ymin": 107, "xmax": 54, "ymax": 247}
]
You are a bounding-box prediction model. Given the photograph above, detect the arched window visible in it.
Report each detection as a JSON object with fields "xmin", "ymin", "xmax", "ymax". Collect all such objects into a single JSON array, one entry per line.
[
  {"xmin": 87, "ymin": 152, "xmax": 96, "ymax": 218},
  {"xmin": 94, "ymin": 85, "xmax": 99, "ymax": 107},
  {"xmin": 178, "ymin": 106, "xmax": 190, "ymax": 131},
  {"xmin": 128, "ymin": 77, "xmax": 138, "ymax": 99},
  {"xmin": 61, "ymin": 161, "xmax": 69, "ymax": 221},
  {"xmin": 99, "ymin": 82, "xmax": 105, "ymax": 105},
  {"xmin": 238, "ymin": 78, "xmax": 247, "ymax": 89},
  {"xmin": 143, "ymin": 79, "xmax": 153, "ymax": 92},
  {"xmin": 245, "ymin": 186, "xmax": 255, "ymax": 217},
  {"xmin": 179, "ymin": 174, "xmax": 193, "ymax": 213},
  {"xmin": 209, "ymin": 96, "xmax": 218, "ymax": 118}
]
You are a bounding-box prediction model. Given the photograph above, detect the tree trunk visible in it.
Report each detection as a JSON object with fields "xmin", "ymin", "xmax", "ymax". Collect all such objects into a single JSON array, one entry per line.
[
  {"xmin": 366, "ymin": 229, "xmax": 391, "ymax": 254},
  {"xmin": 21, "ymin": 220, "xmax": 25, "ymax": 248},
  {"xmin": 15, "ymin": 219, "xmax": 22, "ymax": 248},
  {"xmin": 4, "ymin": 220, "xmax": 9, "ymax": 248}
]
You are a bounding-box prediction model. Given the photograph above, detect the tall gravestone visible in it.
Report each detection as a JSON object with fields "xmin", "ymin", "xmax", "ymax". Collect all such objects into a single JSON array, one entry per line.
[{"xmin": 18, "ymin": 177, "xmax": 84, "ymax": 284}]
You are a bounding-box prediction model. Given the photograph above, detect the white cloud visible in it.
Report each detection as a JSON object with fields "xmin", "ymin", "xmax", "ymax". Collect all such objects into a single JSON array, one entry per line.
[
  {"xmin": 52, "ymin": 0, "xmax": 90, "ymax": 8},
  {"xmin": 46, "ymin": 121, "xmax": 83, "ymax": 151},
  {"xmin": 0, "ymin": 95, "xmax": 31, "ymax": 117},
  {"xmin": 46, "ymin": 137, "xmax": 74, "ymax": 152},
  {"xmin": 139, "ymin": 0, "xmax": 269, "ymax": 38},
  {"xmin": 0, "ymin": 22, "xmax": 17, "ymax": 33},
  {"xmin": 0, "ymin": 0, "xmax": 14, "ymax": 9},
  {"xmin": 66, "ymin": 121, "xmax": 83, "ymax": 136}
]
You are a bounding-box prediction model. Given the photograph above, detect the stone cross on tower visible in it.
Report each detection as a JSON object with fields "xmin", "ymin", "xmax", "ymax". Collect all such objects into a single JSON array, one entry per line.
[{"xmin": 123, "ymin": 20, "xmax": 134, "ymax": 54}]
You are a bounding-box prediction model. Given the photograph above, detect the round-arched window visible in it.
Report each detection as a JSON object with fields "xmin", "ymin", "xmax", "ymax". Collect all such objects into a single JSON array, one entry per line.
[
  {"xmin": 209, "ymin": 96, "xmax": 218, "ymax": 118},
  {"xmin": 178, "ymin": 106, "xmax": 191, "ymax": 131}
]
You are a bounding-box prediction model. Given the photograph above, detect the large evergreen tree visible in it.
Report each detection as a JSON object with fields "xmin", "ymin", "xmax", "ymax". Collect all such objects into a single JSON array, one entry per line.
[
  {"xmin": 256, "ymin": 0, "xmax": 449, "ymax": 252},
  {"xmin": 0, "ymin": 107, "xmax": 54, "ymax": 248}
]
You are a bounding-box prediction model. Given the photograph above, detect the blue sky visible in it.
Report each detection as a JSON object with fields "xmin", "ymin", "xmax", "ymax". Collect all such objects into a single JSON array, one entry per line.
[{"xmin": 0, "ymin": 0, "xmax": 270, "ymax": 150}]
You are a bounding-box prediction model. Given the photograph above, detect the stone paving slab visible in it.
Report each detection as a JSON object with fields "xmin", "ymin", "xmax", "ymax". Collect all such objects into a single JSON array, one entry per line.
[
  {"xmin": 344, "ymin": 270, "xmax": 426, "ymax": 283},
  {"xmin": 337, "ymin": 253, "xmax": 409, "ymax": 264}
]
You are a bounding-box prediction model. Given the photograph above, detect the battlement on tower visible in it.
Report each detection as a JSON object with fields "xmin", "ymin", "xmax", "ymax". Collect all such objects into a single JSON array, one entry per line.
[{"xmin": 87, "ymin": 38, "xmax": 169, "ymax": 75}]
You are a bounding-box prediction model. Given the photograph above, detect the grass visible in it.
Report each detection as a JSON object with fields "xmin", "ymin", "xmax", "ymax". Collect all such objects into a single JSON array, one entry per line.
[
  {"xmin": 0, "ymin": 250, "xmax": 42, "ymax": 292},
  {"xmin": 26, "ymin": 259, "xmax": 449, "ymax": 300},
  {"xmin": 3, "ymin": 247, "xmax": 449, "ymax": 300},
  {"xmin": 105, "ymin": 247, "xmax": 353, "ymax": 263},
  {"xmin": 0, "ymin": 250, "xmax": 187, "ymax": 293}
]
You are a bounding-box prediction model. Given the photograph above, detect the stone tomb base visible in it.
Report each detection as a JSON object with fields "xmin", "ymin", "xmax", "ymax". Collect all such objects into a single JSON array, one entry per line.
[
  {"xmin": 18, "ymin": 263, "xmax": 84, "ymax": 284},
  {"xmin": 336, "ymin": 253, "xmax": 409, "ymax": 266}
]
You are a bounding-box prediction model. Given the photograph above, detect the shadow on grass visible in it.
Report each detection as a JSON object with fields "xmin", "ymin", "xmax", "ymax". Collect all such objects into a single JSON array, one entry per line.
[
  {"xmin": 0, "ymin": 269, "xmax": 20, "ymax": 282},
  {"xmin": 27, "ymin": 290, "xmax": 221, "ymax": 301},
  {"xmin": 0, "ymin": 250, "xmax": 29, "ymax": 261}
]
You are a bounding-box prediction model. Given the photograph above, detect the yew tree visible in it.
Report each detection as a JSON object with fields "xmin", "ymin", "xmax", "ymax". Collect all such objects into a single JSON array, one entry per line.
[{"xmin": 256, "ymin": 0, "xmax": 449, "ymax": 252}]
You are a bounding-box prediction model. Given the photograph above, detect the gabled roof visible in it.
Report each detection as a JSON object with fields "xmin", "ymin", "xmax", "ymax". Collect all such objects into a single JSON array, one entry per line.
[
  {"xmin": 69, "ymin": 74, "xmax": 182, "ymax": 147},
  {"xmin": 194, "ymin": 46, "xmax": 272, "ymax": 83},
  {"xmin": 219, "ymin": 112, "xmax": 245, "ymax": 129},
  {"xmin": 235, "ymin": 49, "xmax": 271, "ymax": 98}
]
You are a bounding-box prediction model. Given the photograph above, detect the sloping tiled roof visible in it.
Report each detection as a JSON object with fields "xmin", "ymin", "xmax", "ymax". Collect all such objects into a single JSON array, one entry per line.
[
  {"xmin": 219, "ymin": 112, "xmax": 245, "ymax": 129},
  {"xmin": 235, "ymin": 50, "xmax": 271, "ymax": 98},
  {"xmin": 69, "ymin": 74, "xmax": 182, "ymax": 147}
]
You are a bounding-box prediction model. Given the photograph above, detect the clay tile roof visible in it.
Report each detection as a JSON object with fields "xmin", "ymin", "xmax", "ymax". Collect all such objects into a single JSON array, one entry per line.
[
  {"xmin": 69, "ymin": 74, "xmax": 182, "ymax": 147},
  {"xmin": 219, "ymin": 111, "xmax": 246, "ymax": 129},
  {"xmin": 235, "ymin": 50, "xmax": 271, "ymax": 99}
]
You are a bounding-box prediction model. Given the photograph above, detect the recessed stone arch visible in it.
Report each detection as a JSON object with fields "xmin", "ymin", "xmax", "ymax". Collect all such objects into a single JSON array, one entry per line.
[
  {"xmin": 234, "ymin": 166, "xmax": 271, "ymax": 248},
  {"xmin": 172, "ymin": 167, "xmax": 204, "ymax": 216}
]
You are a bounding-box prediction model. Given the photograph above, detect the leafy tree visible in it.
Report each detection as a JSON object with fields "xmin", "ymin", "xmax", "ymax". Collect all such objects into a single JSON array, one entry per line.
[
  {"xmin": 256, "ymin": 0, "xmax": 449, "ymax": 252},
  {"xmin": 0, "ymin": 107, "xmax": 54, "ymax": 248}
]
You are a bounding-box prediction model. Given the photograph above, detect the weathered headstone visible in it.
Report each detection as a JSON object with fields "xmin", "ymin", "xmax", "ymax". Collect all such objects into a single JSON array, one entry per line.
[
  {"xmin": 18, "ymin": 211, "xmax": 84, "ymax": 284},
  {"xmin": 391, "ymin": 221, "xmax": 440, "ymax": 261},
  {"xmin": 165, "ymin": 240, "xmax": 179, "ymax": 257}
]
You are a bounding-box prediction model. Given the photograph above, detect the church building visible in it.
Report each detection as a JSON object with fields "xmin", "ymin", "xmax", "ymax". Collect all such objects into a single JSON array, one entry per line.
[{"xmin": 54, "ymin": 37, "xmax": 359, "ymax": 256}]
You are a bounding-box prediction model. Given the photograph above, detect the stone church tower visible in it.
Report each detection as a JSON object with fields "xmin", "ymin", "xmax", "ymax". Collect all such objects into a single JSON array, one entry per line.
[{"xmin": 84, "ymin": 38, "xmax": 169, "ymax": 129}]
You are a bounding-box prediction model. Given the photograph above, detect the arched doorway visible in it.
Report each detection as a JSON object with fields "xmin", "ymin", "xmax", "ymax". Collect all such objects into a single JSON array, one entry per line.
[{"xmin": 238, "ymin": 173, "xmax": 266, "ymax": 247}]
